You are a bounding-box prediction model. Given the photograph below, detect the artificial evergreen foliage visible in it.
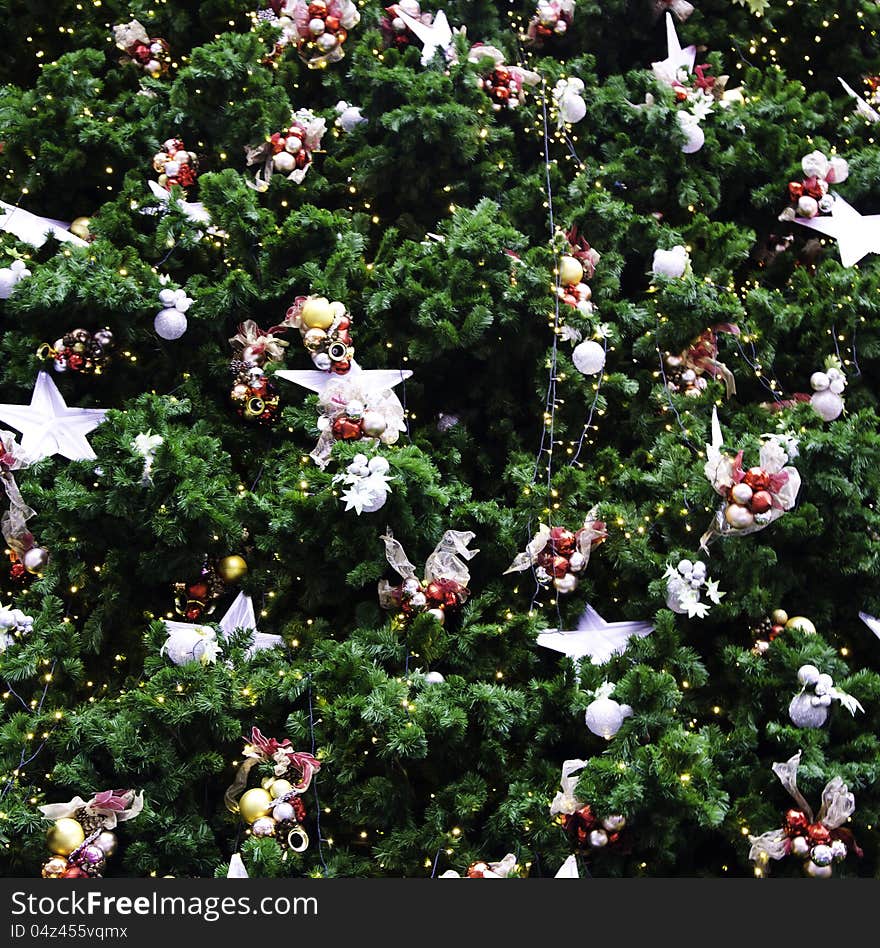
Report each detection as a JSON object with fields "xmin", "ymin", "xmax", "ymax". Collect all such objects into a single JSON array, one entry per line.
[{"xmin": 1, "ymin": 0, "xmax": 879, "ymax": 878}]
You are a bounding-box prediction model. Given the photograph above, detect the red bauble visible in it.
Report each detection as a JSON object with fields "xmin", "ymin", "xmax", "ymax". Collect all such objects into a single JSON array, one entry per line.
[
  {"xmin": 466, "ymin": 861, "xmax": 492, "ymax": 878},
  {"xmin": 788, "ymin": 182, "xmax": 804, "ymax": 201},
  {"xmin": 785, "ymin": 809, "xmax": 808, "ymax": 832},
  {"xmin": 330, "ymin": 360, "xmax": 351, "ymax": 375},
  {"xmin": 561, "ymin": 804, "xmax": 598, "ymax": 848},
  {"xmin": 769, "ymin": 624, "xmax": 785, "ymax": 641},
  {"xmin": 187, "ymin": 581, "xmax": 209, "ymax": 600},
  {"xmin": 62, "ymin": 867, "xmax": 90, "ymax": 879},
  {"xmin": 743, "ymin": 467, "xmax": 769, "ymax": 491},
  {"xmin": 750, "ymin": 490, "xmax": 773, "ymax": 514},
  {"xmin": 549, "ymin": 526, "xmax": 576, "ymax": 556},
  {"xmin": 332, "ymin": 416, "xmax": 364, "ymax": 440},
  {"xmin": 807, "ymin": 822, "xmax": 831, "ymax": 845},
  {"xmin": 325, "ymin": 15, "xmax": 340, "ymax": 29},
  {"xmin": 9, "ymin": 561, "xmax": 26, "ymax": 582},
  {"xmin": 550, "ymin": 554, "xmax": 570, "ymax": 578}
]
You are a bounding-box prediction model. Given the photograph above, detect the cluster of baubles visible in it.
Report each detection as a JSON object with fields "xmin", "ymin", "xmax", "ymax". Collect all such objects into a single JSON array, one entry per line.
[
  {"xmin": 784, "ymin": 150, "xmax": 849, "ymax": 220},
  {"xmin": 557, "ymin": 254, "xmax": 594, "ymax": 314},
  {"xmin": 381, "ymin": 0, "xmax": 431, "ymax": 48},
  {"xmin": 287, "ymin": 295, "xmax": 354, "ymax": 374},
  {"xmin": 153, "ymin": 139, "xmax": 198, "ymax": 191},
  {"xmin": 810, "ymin": 360, "xmax": 847, "ymax": 422},
  {"xmin": 534, "ymin": 524, "xmax": 605, "ymax": 594},
  {"xmin": 778, "ymin": 810, "xmax": 850, "ymax": 879},
  {"xmin": 228, "ymin": 323, "xmax": 284, "ymax": 426},
  {"xmin": 40, "ymin": 327, "xmax": 114, "ymax": 375},
  {"xmin": 238, "ymin": 778, "xmax": 310, "ymax": 854},
  {"xmin": 723, "ymin": 466, "xmax": 776, "ymax": 530},
  {"xmin": 560, "ymin": 806, "xmax": 626, "ymax": 852},
  {"xmin": 8, "ymin": 545, "xmax": 49, "ymax": 582},
  {"xmin": 526, "ymin": 0, "xmax": 575, "ymax": 43},
  {"xmin": 478, "ymin": 64, "xmax": 528, "ymax": 110},
  {"xmin": 285, "ymin": 0, "xmax": 361, "ymax": 68},
  {"xmin": 751, "ymin": 608, "xmax": 815, "ymax": 655},
  {"xmin": 268, "ymin": 119, "xmax": 317, "ymax": 177},
  {"xmin": 664, "ymin": 350, "xmax": 708, "ymax": 396},
  {"xmin": 384, "ymin": 575, "xmax": 465, "ymax": 625},
  {"xmin": 0, "ymin": 603, "xmax": 33, "ymax": 651},
  {"xmin": 42, "ymin": 819, "xmax": 118, "ymax": 879},
  {"xmin": 173, "ymin": 555, "xmax": 247, "ymax": 622},
  {"xmin": 788, "ymin": 664, "xmax": 864, "ymax": 730},
  {"xmin": 154, "ymin": 287, "xmax": 192, "ymax": 341},
  {"xmin": 113, "ymin": 20, "xmax": 171, "ymax": 78}
]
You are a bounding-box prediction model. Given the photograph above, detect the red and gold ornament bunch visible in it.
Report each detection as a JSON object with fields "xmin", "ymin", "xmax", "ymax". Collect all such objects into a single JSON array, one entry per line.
[
  {"xmin": 113, "ymin": 20, "xmax": 171, "ymax": 78},
  {"xmin": 39, "ymin": 789, "xmax": 143, "ymax": 879},
  {"xmin": 39, "ymin": 328, "xmax": 114, "ymax": 375},
  {"xmin": 225, "ymin": 728, "xmax": 321, "ymax": 857},
  {"xmin": 781, "ymin": 150, "xmax": 849, "ymax": 221},
  {"xmin": 173, "ymin": 554, "xmax": 248, "ymax": 621},
  {"xmin": 525, "ymin": 0, "xmax": 575, "ymax": 44},
  {"xmin": 550, "ymin": 760, "xmax": 626, "ymax": 855},
  {"xmin": 750, "ymin": 609, "xmax": 816, "ymax": 655},
  {"xmin": 228, "ymin": 320, "xmax": 286, "ymax": 426},
  {"xmin": 284, "ymin": 295, "xmax": 354, "ymax": 374},
  {"xmin": 378, "ymin": 529, "xmax": 479, "ymax": 626},
  {"xmin": 285, "ymin": 0, "xmax": 361, "ymax": 69},
  {"xmin": 749, "ymin": 751, "xmax": 860, "ymax": 879},
  {"xmin": 557, "ymin": 228, "xmax": 599, "ymax": 313},
  {"xmin": 663, "ymin": 324, "xmax": 739, "ymax": 399},
  {"xmin": 153, "ymin": 139, "xmax": 198, "ymax": 191},
  {"xmin": 505, "ymin": 509, "xmax": 606, "ymax": 595}
]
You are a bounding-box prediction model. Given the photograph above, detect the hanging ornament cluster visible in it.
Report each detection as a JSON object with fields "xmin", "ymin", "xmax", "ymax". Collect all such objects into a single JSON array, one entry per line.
[
  {"xmin": 552, "ymin": 78, "xmax": 586, "ymax": 126},
  {"xmin": 113, "ymin": 20, "xmax": 171, "ymax": 78},
  {"xmin": 0, "ymin": 430, "xmax": 49, "ymax": 580},
  {"xmin": 584, "ymin": 682, "xmax": 633, "ymax": 739},
  {"xmin": 39, "ymin": 789, "xmax": 143, "ymax": 878},
  {"xmin": 649, "ymin": 15, "xmax": 742, "ymax": 154},
  {"xmin": 525, "ymin": 0, "xmax": 576, "ymax": 44},
  {"xmin": 381, "ymin": 1, "xmax": 434, "ymax": 49},
  {"xmin": 664, "ymin": 558, "xmax": 724, "ymax": 618},
  {"xmin": 810, "ymin": 357, "xmax": 847, "ymax": 422},
  {"xmin": 0, "ymin": 602, "xmax": 33, "ymax": 651},
  {"xmin": 334, "ymin": 100, "xmax": 365, "ymax": 132},
  {"xmin": 0, "ymin": 259, "xmax": 31, "ymax": 299},
  {"xmin": 225, "ymin": 727, "xmax": 321, "ymax": 858},
  {"xmin": 284, "ymin": 295, "xmax": 354, "ymax": 374},
  {"xmin": 378, "ymin": 529, "xmax": 478, "ymax": 624},
  {"xmin": 652, "ymin": 244, "xmax": 689, "ymax": 278},
  {"xmin": 245, "ymin": 110, "xmax": 327, "ymax": 190},
  {"xmin": 557, "ymin": 228, "xmax": 599, "ymax": 315},
  {"xmin": 228, "ymin": 320, "xmax": 286, "ymax": 425},
  {"xmin": 153, "ymin": 139, "xmax": 198, "ymax": 191},
  {"xmin": 38, "ymin": 327, "xmax": 114, "ymax": 375},
  {"xmin": 172, "ymin": 555, "xmax": 247, "ymax": 621},
  {"xmin": 469, "ymin": 45, "xmax": 540, "ymax": 111},
  {"xmin": 780, "ymin": 150, "xmax": 849, "ymax": 221},
  {"xmin": 333, "ymin": 453, "xmax": 392, "ymax": 514},
  {"xmin": 505, "ymin": 509, "xmax": 606, "ymax": 595},
  {"xmin": 788, "ymin": 664, "xmax": 864, "ymax": 729},
  {"xmin": 702, "ymin": 407, "xmax": 800, "ymax": 544},
  {"xmin": 750, "ymin": 608, "xmax": 816, "ymax": 655},
  {"xmin": 440, "ymin": 854, "xmax": 520, "ymax": 878},
  {"xmin": 749, "ymin": 751, "xmax": 861, "ymax": 879},
  {"xmin": 155, "ymin": 286, "xmax": 192, "ymax": 341},
  {"xmin": 550, "ymin": 759, "xmax": 627, "ymax": 853},
  {"xmin": 284, "ymin": 0, "xmax": 361, "ymax": 68},
  {"xmin": 663, "ymin": 324, "xmax": 739, "ymax": 399}
]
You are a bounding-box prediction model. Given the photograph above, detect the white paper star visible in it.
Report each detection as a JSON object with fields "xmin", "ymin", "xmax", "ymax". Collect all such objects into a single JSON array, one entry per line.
[
  {"xmin": 274, "ymin": 359, "xmax": 413, "ymax": 396},
  {"xmin": 0, "ymin": 372, "xmax": 107, "ymax": 462},
  {"xmin": 146, "ymin": 181, "xmax": 212, "ymax": 227},
  {"xmin": 218, "ymin": 591, "xmax": 283, "ymax": 659},
  {"xmin": 652, "ymin": 12, "xmax": 696, "ymax": 82},
  {"xmin": 795, "ymin": 196, "xmax": 880, "ymax": 268},
  {"xmin": 838, "ymin": 77, "xmax": 880, "ymax": 124},
  {"xmin": 393, "ymin": 8, "xmax": 455, "ymax": 65},
  {"xmin": 859, "ymin": 611, "xmax": 880, "ymax": 640},
  {"xmin": 536, "ymin": 603, "xmax": 653, "ymax": 665},
  {"xmin": 554, "ymin": 855, "xmax": 580, "ymax": 878},
  {"xmin": 0, "ymin": 201, "xmax": 88, "ymax": 249}
]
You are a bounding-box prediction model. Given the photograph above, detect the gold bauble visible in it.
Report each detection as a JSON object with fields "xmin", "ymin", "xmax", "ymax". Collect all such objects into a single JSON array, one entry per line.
[
  {"xmin": 558, "ymin": 255, "xmax": 584, "ymax": 287},
  {"xmin": 261, "ymin": 775, "xmax": 276, "ymax": 790},
  {"xmin": 771, "ymin": 609, "xmax": 789, "ymax": 626},
  {"xmin": 70, "ymin": 217, "xmax": 92, "ymax": 240},
  {"xmin": 218, "ymin": 554, "xmax": 248, "ymax": 584},
  {"xmin": 238, "ymin": 788, "xmax": 273, "ymax": 824},
  {"xmin": 300, "ymin": 297, "xmax": 334, "ymax": 330},
  {"xmin": 786, "ymin": 616, "xmax": 817, "ymax": 636},
  {"xmin": 269, "ymin": 779, "xmax": 293, "ymax": 799},
  {"xmin": 42, "ymin": 856, "xmax": 69, "ymax": 878},
  {"xmin": 47, "ymin": 818, "xmax": 85, "ymax": 856}
]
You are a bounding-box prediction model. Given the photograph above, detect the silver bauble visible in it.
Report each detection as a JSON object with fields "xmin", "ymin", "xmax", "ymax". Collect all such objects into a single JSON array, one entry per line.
[
  {"xmin": 788, "ymin": 692, "xmax": 828, "ymax": 729},
  {"xmin": 585, "ymin": 696, "xmax": 633, "ymax": 739},
  {"xmin": 154, "ymin": 309, "xmax": 188, "ymax": 340}
]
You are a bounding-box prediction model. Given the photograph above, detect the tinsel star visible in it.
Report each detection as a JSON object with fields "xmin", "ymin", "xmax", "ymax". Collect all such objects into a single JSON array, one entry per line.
[
  {"xmin": 795, "ymin": 196, "xmax": 880, "ymax": 268},
  {"xmin": 0, "ymin": 372, "xmax": 107, "ymax": 462}
]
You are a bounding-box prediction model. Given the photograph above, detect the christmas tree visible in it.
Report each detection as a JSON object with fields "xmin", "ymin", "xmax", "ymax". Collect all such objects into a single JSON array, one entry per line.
[{"xmin": 1, "ymin": 0, "xmax": 879, "ymax": 880}]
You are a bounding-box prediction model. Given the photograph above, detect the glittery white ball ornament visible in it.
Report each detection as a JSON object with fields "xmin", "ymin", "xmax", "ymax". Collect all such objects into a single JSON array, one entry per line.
[
  {"xmin": 424, "ymin": 671, "xmax": 445, "ymax": 684},
  {"xmin": 585, "ymin": 696, "xmax": 633, "ymax": 739},
  {"xmin": 810, "ymin": 388, "xmax": 844, "ymax": 422},
  {"xmin": 788, "ymin": 692, "xmax": 828, "ymax": 729},
  {"xmin": 154, "ymin": 308, "xmax": 188, "ymax": 340},
  {"xmin": 572, "ymin": 340, "xmax": 606, "ymax": 376}
]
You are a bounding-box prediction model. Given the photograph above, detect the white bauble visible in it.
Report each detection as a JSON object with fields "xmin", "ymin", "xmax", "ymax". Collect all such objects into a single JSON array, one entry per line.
[
  {"xmin": 801, "ymin": 150, "xmax": 829, "ymax": 180},
  {"xmin": 797, "ymin": 664, "xmax": 820, "ymax": 686},
  {"xmin": 810, "ymin": 389, "xmax": 843, "ymax": 422},
  {"xmin": 791, "ymin": 835, "xmax": 810, "ymax": 857},
  {"xmin": 588, "ymin": 829, "xmax": 608, "ymax": 848},
  {"xmin": 665, "ymin": 588, "xmax": 687, "ymax": 614},
  {"xmin": 272, "ymin": 151, "xmax": 296, "ymax": 173},
  {"xmin": 558, "ymin": 91, "xmax": 586, "ymax": 125},
  {"xmin": 0, "ymin": 267, "xmax": 25, "ymax": 299},
  {"xmin": 424, "ymin": 671, "xmax": 445, "ymax": 685},
  {"xmin": 677, "ymin": 112, "xmax": 704, "ymax": 153},
  {"xmin": 553, "ymin": 573, "xmax": 578, "ymax": 594},
  {"xmin": 652, "ymin": 245, "xmax": 688, "ymax": 278},
  {"xmin": 724, "ymin": 504, "xmax": 755, "ymax": 529},
  {"xmin": 362, "ymin": 410, "xmax": 388, "ymax": 437},
  {"xmin": 810, "ymin": 371, "xmax": 830, "ymax": 391},
  {"xmin": 602, "ymin": 815, "xmax": 626, "ymax": 833},
  {"xmin": 797, "ymin": 196, "xmax": 819, "ymax": 218},
  {"xmin": 827, "ymin": 156, "xmax": 849, "ymax": 183},
  {"xmin": 368, "ymin": 455, "xmax": 390, "ymax": 475},
  {"xmin": 568, "ymin": 551, "xmax": 585, "ymax": 573},
  {"xmin": 358, "ymin": 484, "xmax": 388, "ymax": 514},
  {"xmin": 154, "ymin": 308, "xmax": 188, "ymax": 340},
  {"xmin": 804, "ymin": 861, "xmax": 833, "ymax": 879},
  {"xmin": 690, "ymin": 561, "xmax": 706, "ymax": 581},
  {"xmin": 163, "ymin": 627, "xmax": 218, "ymax": 666},
  {"xmin": 272, "ymin": 802, "xmax": 295, "ymax": 822},
  {"xmin": 730, "ymin": 483, "xmax": 753, "ymax": 505},
  {"xmin": 572, "ymin": 339, "xmax": 606, "ymax": 376},
  {"xmin": 585, "ymin": 696, "xmax": 633, "ymax": 739},
  {"xmin": 788, "ymin": 692, "xmax": 828, "ymax": 729}
]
